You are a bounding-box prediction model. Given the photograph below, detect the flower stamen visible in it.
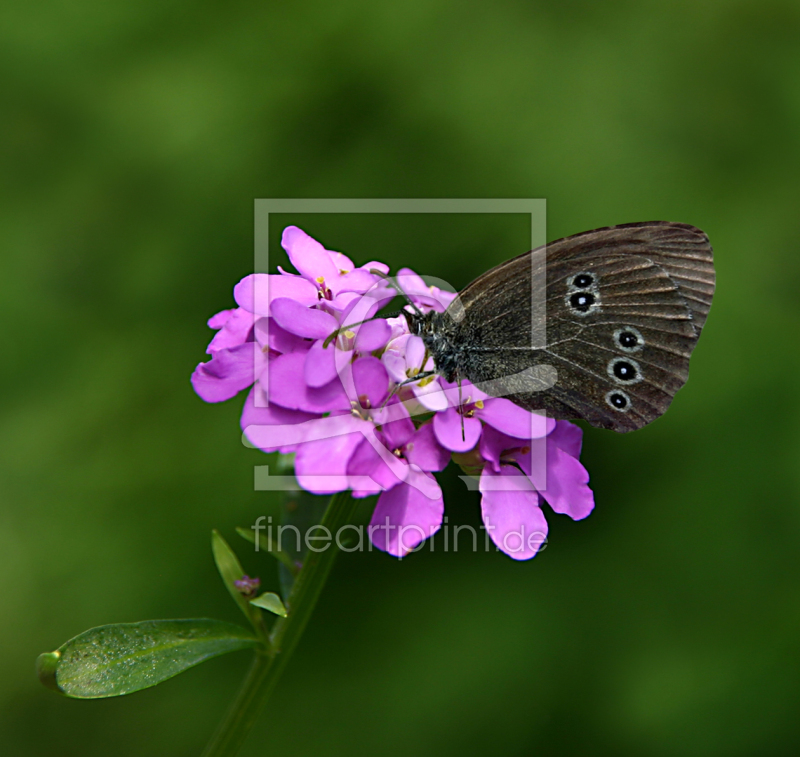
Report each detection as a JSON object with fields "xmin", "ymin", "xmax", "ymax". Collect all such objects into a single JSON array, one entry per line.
[{"xmin": 350, "ymin": 401, "xmax": 369, "ymax": 420}]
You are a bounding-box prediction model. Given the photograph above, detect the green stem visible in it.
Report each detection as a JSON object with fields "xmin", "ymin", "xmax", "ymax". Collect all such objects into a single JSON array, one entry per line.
[{"xmin": 201, "ymin": 491, "xmax": 358, "ymax": 757}]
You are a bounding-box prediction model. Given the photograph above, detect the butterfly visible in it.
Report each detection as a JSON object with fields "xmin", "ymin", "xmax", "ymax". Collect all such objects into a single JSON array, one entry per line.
[{"xmin": 405, "ymin": 222, "xmax": 715, "ymax": 432}]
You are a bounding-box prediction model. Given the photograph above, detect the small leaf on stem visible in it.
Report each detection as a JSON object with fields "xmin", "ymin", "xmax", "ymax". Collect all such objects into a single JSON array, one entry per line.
[
  {"xmin": 212, "ymin": 529, "xmax": 260, "ymax": 627},
  {"xmin": 250, "ymin": 592, "xmax": 289, "ymax": 618}
]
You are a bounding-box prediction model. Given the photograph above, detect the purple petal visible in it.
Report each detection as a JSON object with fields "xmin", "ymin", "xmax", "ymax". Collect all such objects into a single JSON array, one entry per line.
[
  {"xmin": 476, "ymin": 398, "xmax": 554, "ymax": 439},
  {"xmin": 382, "ymin": 352, "xmax": 407, "ymax": 384},
  {"xmin": 346, "ymin": 436, "xmax": 382, "ymax": 477},
  {"xmin": 294, "ymin": 429, "xmax": 366, "ymax": 495},
  {"xmin": 346, "ymin": 420, "xmax": 423, "ymax": 492},
  {"xmin": 191, "ymin": 343, "xmax": 265, "ymax": 403},
  {"xmin": 363, "ymin": 260, "xmax": 390, "ymax": 275},
  {"xmin": 329, "ymin": 249, "xmax": 355, "ymax": 272},
  {"xmin": 478, "ymin": 424, "xmax": 524, "ymax": 473},
  {"xmin": 368, "ymin": 395, "xmax": 411, "ymax": 427},
  {"xmin": 206, "ymin": 308, "xmax": 255, "ymax": 353},
  {"xmin": 433, "ymin": 407, "xmax": 482, "ymax": 452},
  {"xmin": 430, "ymin": 286, "xmax": 457, "ymax": 309},
  {"xmin": 345, "ymin": 422, "xmax": 441, "ymax": 495},
  {"xmin": 327, "ymin": 290, "xmax": 363, "ymax": 313},
  {"xmin": 480, "ymin": 466, "xmax": 548, "ymax": 560},
  {"xmin": 244, "ymin": 410, "xmax": 367, "ymax": 453},
  {"xmin": 405, "ymin": 422, "xmax": 451, "ymax": 472},
  {"xmin": 411, "ymin": 378, "xmax": 449, "ymax": 412},
  {"xmin": 233, "ymin": 273, "xmax": 317, "ymax": 315},
  {"xmin": 352, "ymin": 356, "xmax": 389, "ymax": 409},
  {"xmin": 354, "ymin": 268, "xmax": 395, "ymax": 296},
  {"xmin": 360, "ymin": 282, "xmax": 398, "ymax": 307},
  {"xmin": 208, "ymin": 309, "xmax": 234, "ymax": 330},
  {"xmin": 456, "ymin": 379, "xmax": 491, "ymax": 403},
  {"xmin": 304, "ymin": 339, "xmax": 338, "ymax": 388},
  {"xmin": 386, "ymin": 314, "xmax": 412, "ymax": 338},
  {"xmin": 382, "ymin": 334, "xmax": 412, "ymax": 382},
  {"xmin": 435, "ymin": 378, "xmax": 490, "ymax": 408},
  {"xmin": 549, "ymin": 420, "xmax": 583, "ymax": 459},
  {"xmin": 395, "ymin": 268, "xmax": 427, "ymax": 291},
  {"xmin": 268, "ymin": 352, "xmax": 349, "ymax": 413},
  {"xmin": 381, "ymin": 413, "xmax": 415, "ymax": 450},
  {"xmin": 333, "ymin": 268, "xmax": 382, "ymax": 296},
  {"xmin": 368, "ymin": 472, "xmax": 444, "ymax": 557},
  {"xmin": 354, "ymin": 319, "xmax": 391, "ymax": 353},
  {"xmin": 350, "ymin": 484, "xmax": 383, "ymax": 498},
  {"xmin": 346, "ymin": 436, "xmax": 405, "ymax": 491},
  {"xmin": 395, "ymin": 268, "xmax": 439, "ymax": 308},
  {"xmin": 271, "ymin": 298, "xmax": 339, "ymax": 340},
  {"xmin": 519, "ymin": 441, "xmax": 594, "ymax": 521},
  {"xmin": 254, "ymin": 317, "xmax": 309, "ymax": 355},
  {"xmin": 405, "ymin": 335, "xmax": 426, "ymax": 369},
  {"xmin": 240, "ymin": 386, "xmax": 318, "ymax": 453},
  {"xmin": 339, "ymin": 291, "xmax": 382, "ymax": 325},
  {"xmin": 396, "ymin": 268, "xmax": 455, "ymax": 311},
  {"xmin": 281, "ymin": 226, "xmax": 339, "ymax": 284}
]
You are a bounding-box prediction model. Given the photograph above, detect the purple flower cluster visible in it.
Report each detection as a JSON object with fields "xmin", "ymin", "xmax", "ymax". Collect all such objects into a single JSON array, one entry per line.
[{"xmin": 192, "ymin": 227, "xmax": 594, "ymax": 560}]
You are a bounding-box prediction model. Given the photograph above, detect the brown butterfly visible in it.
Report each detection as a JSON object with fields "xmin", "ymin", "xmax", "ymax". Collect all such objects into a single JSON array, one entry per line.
[{"xmin": 406, "ymin": 222, "xmax": 715, "ymax": 432}]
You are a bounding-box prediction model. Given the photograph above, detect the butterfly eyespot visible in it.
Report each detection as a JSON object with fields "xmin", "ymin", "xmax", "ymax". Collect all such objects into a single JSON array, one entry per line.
[
  {"xmin": 568, "ymin": 291, "xmax": 596, "ymax": 313},
  {"xmin": 613, "ymin": 326, "xmax": 643, "ymax": 353},
  {"xmin": 571, "ymin": 273, "xmax": 594, "ymax": 288},
  {"xmin": 607, "ymin": 357, "xmax": 642, "ymax": 384},
  {"xmin": 606, "ymin": 390, "xmax": 631, "ymax": 412}
]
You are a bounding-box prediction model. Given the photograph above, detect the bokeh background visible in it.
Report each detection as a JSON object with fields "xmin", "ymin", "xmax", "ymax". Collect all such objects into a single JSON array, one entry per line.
[{"xmin": 3, "ymin": 1, "xmax": 799, "ymax": 755}]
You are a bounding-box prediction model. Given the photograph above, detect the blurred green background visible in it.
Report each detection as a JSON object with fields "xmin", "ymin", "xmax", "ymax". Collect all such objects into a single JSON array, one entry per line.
[{"xmin": 3, "ymin": 1, "xmax": 799, "ymax": 755}]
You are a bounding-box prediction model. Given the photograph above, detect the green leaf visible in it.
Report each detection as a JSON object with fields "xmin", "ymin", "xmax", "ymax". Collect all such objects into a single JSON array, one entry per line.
[
  {"xmin": 36, "ymin": 619, "xmax": 258, "ymax": 699},
  {"xmin": 250, "ymin": 592, "xmax": 288, "ymax": 618},
  {"xmin": 236, "ymin": 526, "xmax": 299, "ymax": 576},
  {"xmin": 212, "ymin": 529, "xmax": 259, "ymax": 627}
]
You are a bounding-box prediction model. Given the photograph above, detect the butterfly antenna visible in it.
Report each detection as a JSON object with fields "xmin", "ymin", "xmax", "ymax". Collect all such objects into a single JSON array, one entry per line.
[
  {"xmin": 324, "ymin": 314, "xmax": 387, "ymax": 348},
  {"xmin": 369, "ymin": 268, "xmax": 423, "ymax": 318},
  {"xmin": 381, "ymin": 370, "xmax": 437, "ymax": 410},
  {"xmin": 381, "ymin": 382, "xmax": 402, "ymax": 410},
  {"xmin": 458, "ymin": 375, "xmax": 465, "ymax": 442}
]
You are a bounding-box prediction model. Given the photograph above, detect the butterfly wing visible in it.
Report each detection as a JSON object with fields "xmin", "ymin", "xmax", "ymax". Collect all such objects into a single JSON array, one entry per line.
[
  {"xmin": 543, "ymin": 221, "xmax": 715, "ymax": 333},
  {"xmin": 447, "ymin": 222, "xmax": 714, "ymax": 432}
]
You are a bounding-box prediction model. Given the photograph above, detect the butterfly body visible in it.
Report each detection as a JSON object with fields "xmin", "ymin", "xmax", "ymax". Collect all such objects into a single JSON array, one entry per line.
[{"xmin": 406, "ymin": 222, "xmax": 715, "ymax": 432}]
